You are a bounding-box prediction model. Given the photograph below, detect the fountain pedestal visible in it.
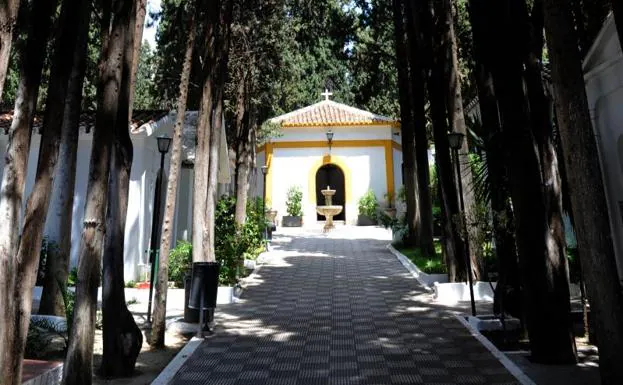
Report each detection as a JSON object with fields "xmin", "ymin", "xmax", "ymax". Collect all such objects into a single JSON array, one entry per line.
[{"xmin": 316, "ymin": 186, "xmax": 343, "ymax": 232}]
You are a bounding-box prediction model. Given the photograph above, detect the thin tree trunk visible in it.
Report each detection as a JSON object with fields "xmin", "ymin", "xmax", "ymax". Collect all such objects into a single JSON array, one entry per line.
[
  {"xmin": 150, "ymin": 4, "xmax": 196, "ymax": 348},
  {"xmin": 39, "ymin": 0, "xmax": 91, "ymax": 317},
  {"xmin": 544, "ymin": 0, "xmax": 623, "ymax": 381},
  {"xmin": 468, "ymin": 0, "xmax": 521, "ymax": 317},
  {"xmin": 484, "ymin": 0, "xmax": 577, "ymax": 364},
  {"xmin": 63, "ymin": 2, "xmax": 131, "ymax": 384},
  {"xmin": 404, "ymin": 0, "xmax": 435, "ymax": 257},
  {"xmin": 192, "ymin": 0, "xmax": 220, "ymax": 264},
  {"xmin": 0, "ymin": 0, "xmax": 20, "ymax": 100},
  {"xmin": 234, "ymin": 72, "xmax": 251, "ymax": 226},
  {"xmin": 391, "ymin": 0, "xmax": 421, "ymax": 247},
  {"xmin": 0, "ymin": 0, "xmax": 57, "ymax": 380},
  {"xmin": 100, "ymin": 0, "xmax": 142, "ymax": 376},
  {"xmin": 128, "ymin": 0, "xmax": 146, "ymax": 117},
  {"xmin": 441, "ymin": 0, "xmax": 482, "ymax": 279}
]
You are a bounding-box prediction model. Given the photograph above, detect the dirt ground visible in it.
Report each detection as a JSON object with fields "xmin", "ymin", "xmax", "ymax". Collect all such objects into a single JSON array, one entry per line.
[{"xmin": 92, "ymin": 329, "xmax": 189, "ymax": 385}]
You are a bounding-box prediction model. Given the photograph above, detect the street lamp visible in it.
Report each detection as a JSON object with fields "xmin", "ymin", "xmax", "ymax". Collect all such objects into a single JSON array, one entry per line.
[
  {"xmin": 147, "ymin": 135, "xmax": 172, "ymax": 324},
  {"xmin": 326, "ymin": 129, "xmax": 334, "ymax": 153},
  {"xmin": 448, "ymin": 131, "xmax": 477, "ymax": 317},
  {"xmin": 261, "ymin": 165, "xmax": 269, "ymax": 249}
]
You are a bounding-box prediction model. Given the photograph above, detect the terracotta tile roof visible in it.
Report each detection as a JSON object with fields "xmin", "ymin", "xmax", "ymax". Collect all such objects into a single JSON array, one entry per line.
[
  {"xmin": 0, "ymin": 110, "xmax": 169, "ymax": 134},
  {"xmin": 270, "ymin": 100, "xmax": 398, "ymax": 127}
]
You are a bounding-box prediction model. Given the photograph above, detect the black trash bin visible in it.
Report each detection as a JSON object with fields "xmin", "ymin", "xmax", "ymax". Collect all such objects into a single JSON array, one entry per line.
[
  {"xmin": 183, "ymin": 273, "xmax": 199, "ymax": 323},
  {"xmin": 188, "ymin": 262, "xmax": 220, "ymax": 333}
]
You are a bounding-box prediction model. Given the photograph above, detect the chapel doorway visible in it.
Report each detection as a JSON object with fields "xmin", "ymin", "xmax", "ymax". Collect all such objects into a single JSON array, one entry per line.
[{"xmin": 316, "ymin": 164, "xmax": 346, "ymax": 221}]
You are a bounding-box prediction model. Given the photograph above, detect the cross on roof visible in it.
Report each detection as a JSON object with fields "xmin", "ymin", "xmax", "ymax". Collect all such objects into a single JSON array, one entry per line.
[{"xmin": 321, "ymin": 89, "xmax": 333, "ymax": 101}]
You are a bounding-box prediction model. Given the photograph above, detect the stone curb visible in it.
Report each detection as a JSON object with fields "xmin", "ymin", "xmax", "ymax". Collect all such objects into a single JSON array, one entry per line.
[
  {"xmin": 455, "ymin": 315, "xmax": 536, "ymax": 385},
  {"xmin": 386, "ymin": 244, "xmax": 434, "ymax": 292},
  {"xmin": 151, "ymin": 337, "xmax": 203, "ymax": 385}
]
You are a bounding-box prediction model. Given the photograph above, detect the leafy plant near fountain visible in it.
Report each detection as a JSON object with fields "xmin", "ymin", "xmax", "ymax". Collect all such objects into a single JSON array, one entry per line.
[
  {"xmin": 357, "ymin": 189, "xmax": 378, "ymax": 226},
  {"xmin": 283, "ymin": 185, "xmax": 303, "ymax": 227}
]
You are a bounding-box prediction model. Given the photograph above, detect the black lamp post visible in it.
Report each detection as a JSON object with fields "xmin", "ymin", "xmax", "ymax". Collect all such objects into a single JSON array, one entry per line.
[
  {"xmin": 261, "ymin": 165, "xmax": 269, "ymax": 248},
  {"xmin": 146, "ymin": 135, "xmax": 172, "ymax": 324},
  {"xmin": 326, "ymin": 129, "xmax": 334, "ymax": 153},
  {"xmin": 448, "ymin": 131, "xmax": 477, "ymax": 317}
]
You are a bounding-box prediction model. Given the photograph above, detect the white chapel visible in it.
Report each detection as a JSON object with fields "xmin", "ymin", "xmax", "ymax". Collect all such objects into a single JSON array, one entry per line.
[{"xmin": 255, "ymin": 91, "xmax": 404, "ymax": 226}]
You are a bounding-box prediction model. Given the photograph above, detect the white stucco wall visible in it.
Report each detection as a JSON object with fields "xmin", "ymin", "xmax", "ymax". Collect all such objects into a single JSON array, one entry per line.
[
  {"xmin": 584, "ymin": 14, "xmax": 623, "ymax": 280},
  {"xmin": 0, "ymin": 121, "xmax": 196, "ymax": 281},
  {"xmin": 268, "ymin": 146, "xmax": 389, "ymax": 225}
]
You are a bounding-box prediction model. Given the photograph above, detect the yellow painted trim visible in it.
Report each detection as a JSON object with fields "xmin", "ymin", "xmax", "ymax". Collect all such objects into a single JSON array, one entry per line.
[
  {"xmin": 258, "ymin": 139, "xmax": 403, "ymax": 153},
  {"xmin": 308, "ymin": 155, "xmax": 353, "ymax": 207},
  {"xmin": 265, "ymin": 143, "xmax": 274, "ymax": 206},
  {"xmin": 384, "ymin": 141, "xmax": 395, "ymax": 200},
  {"xmin": 281, "ymin": 121, "xmax": 401, "ymax": 128}
]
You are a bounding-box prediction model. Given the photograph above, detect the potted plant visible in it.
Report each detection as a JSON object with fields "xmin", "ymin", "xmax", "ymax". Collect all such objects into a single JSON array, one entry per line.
[
  {"xmin": 357, "ymin": 189, "xmax": 378, "ymax": 226},
  {"xmin": 282, "ymin": 185, "xmax": 303, "ymax": 227},
  {"xmin": 383, "ymin": 191, "xmax": 397, "ymax": 219}
]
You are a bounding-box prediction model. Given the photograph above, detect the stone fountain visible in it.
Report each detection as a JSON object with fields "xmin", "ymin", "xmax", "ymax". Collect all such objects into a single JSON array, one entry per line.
[{"xmin": 316, "ymin": 185, "xmax": 343, "ymax": 232}]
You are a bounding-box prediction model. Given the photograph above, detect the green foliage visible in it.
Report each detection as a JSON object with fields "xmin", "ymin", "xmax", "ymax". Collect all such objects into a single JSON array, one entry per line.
[
  {"xmin": 169, "ymin": 241, "xmax": 193, "ymax": 288},
  {"xmin": 67, "ymin": 267, "xmax": 78, "ymax": 287},
  {"xmin": 358, "ymin": 189, "xmax": 379, "ymax": 218},
  {"xmin": 397, "ymin": 186, "xmax": 407, "ymax": 203},
  {"xmin": 215, "ymin": 196, "xmax": 265, "ymax": 286},
  {"xmin": 349, "ymin": 0, "xmax": 399, "ymax": 117},
  {"xmin": 125, "ymin": 280, "xmax": 137, "ymax": 288},
  {"xmin": 257, "ymin": 121, "xmax": 283, "ymax": 145},
  {"xmin": 25, "ymin": 318, "xmax": 66, "ymax": 359},
  {"xmin": 133, "ymin": 41, "xmax": 157, "ymax": 109},
  {"xmin": 285, "ymin": 186, "xmax": 303, "ymax": 217},
  {"xmin": 168, "ymin": 196, "xmax": 266, "ymax": 287},
  {"xmin": 377, "ymin": 211, "xmax": 397, "ymax": 229},
  {"xmin": 61, "ymin": 287, "xmax": 75, "ymax": 337},
  {"xmin": 126, "ymin": 297, "xmax": 139, "ymax": 306},
  {"xmin": 397, "ymin": 245, "xmax": 447, "ymax": 275}
]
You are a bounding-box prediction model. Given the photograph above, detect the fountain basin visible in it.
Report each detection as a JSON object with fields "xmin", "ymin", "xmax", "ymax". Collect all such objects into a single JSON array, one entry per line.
[{"xmin": 316, "ymin": 205, "xmax": 343, "ymax": 217}]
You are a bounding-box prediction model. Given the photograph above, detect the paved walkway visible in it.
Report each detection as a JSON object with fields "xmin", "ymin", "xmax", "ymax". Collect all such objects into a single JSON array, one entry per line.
[{"xmin": 170, "ymin": 227, "xmax": 519, "ymax": 384}]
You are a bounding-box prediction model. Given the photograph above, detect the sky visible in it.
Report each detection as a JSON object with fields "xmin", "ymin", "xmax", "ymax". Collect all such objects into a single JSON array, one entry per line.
[{"xmin": 143, "ymin": 0, "xmax": 162, "ymax": 49}]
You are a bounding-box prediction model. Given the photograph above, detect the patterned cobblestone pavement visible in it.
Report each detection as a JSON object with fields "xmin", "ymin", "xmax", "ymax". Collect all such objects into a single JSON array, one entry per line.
[{"xmin": 170, "ymin": 227, "xmax": 519, "ymax": 385}]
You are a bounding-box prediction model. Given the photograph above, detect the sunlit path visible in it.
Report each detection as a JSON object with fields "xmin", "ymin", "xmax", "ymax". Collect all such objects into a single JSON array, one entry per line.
[{"xmin": 170, "ymin": 227, "xmax": 518, "ymax": 385}]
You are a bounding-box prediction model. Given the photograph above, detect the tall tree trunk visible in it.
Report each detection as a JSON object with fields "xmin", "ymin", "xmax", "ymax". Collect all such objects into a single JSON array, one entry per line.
[
  {"xmin": 544, "ymin": 0, "xmax": 623, "ymax": 382},
  {"xmin": 441, "ymin": 0, "xmax": 482, "ymax": 279},
  {"xmin": 234, "ymin": 71, "xmax": 251, "ymax": 226},
  {"xmin": 0, "ymin": 0, "xmax": 57, "ymax": 380},
  {"xmin": 128, "ymin": 0, "xmax": 146, "ymax": 117},
  {"xmin": 192, "ymin": 5, "xmax": 218, "ymax": 263},
  {"xmin": 613, "ymin": 1, "xmax": 623, "ymax": 54},
  {"xmin": 204, "ymin": 4, "xmax": 233, "ymax": 261},
  {"xmin": 482, "ymin": 0, "xmax": 577, "ymax": 364},
  {"xmin": 39, "ymin": 0, "xmax": 91, "ymax": 317},
  {"xmin": 404, "ymin": 0, "xmax": 435, "ymax": 257},
  {"xmin": 391, "ymin": 0, "xmax": 421, "ymax": 247},
  {"xmin": 150, "ymin": 3, "xmax": 196, "ymax": 348},
  {"xmin": 100, "ymin": 0, "xmax": 143, "ymax": 377},
  {"xmin": 63, "ymin": 2, "xmax": 132, "ymax": 384},
  {"xmin": 422, "ymin": 0, "xmax": 467, "ymax": 283},
  {"xmin": 467, "ymin": 0, "xmax": 521, "ymax": 317},
  {"xmin": 0, "ymin": 0, "xmax": 20, "ymax": 100}
]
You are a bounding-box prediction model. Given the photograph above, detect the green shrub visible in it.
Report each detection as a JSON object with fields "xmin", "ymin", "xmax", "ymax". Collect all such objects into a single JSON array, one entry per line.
[
  {"xmin": 67, "ymin": 267, "xmax": 78, "ymax": 287},
  {"xmin": 168, "ymin": 196, "xmax": 267, "ymax": 288},
  {"xmin": 125, "ymin": 280, "xmax": 137, "ymax": 288},
  {"xmin": 169, "ymin": 241, "xmax": 193, "ymax": 288},
  {"xmin": 285, "ymin": 185, "xmax": 303, "ymax": 216},
  {"xmin": 358, "ymin": 189, "xmax": 378, "ymax": 218}
]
